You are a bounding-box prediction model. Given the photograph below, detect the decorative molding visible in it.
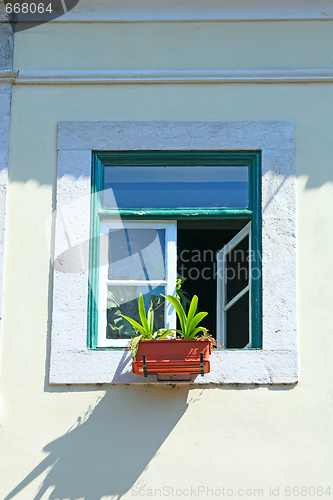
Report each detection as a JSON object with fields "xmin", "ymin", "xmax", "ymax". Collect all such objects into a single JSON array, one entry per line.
[
  {"xmin": 1, "ymin": 0, "xmax": 333, "ymax": 22},
  {"xmin": 0, "ymin": 70, "xmax": 17, "ymax": 83},
  {"xmin": 50, "ymin": 120, "xmax": 297, "ymax": 385},
  {"xmin": 14, "ymin": 69, "xmax": 333, "ymax": 85},
  {"xmin": 3, "ymin": 69, "xmax": 333, "ymax": 85}
]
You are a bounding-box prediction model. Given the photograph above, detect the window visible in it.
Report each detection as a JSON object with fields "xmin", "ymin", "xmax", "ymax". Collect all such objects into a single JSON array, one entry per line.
[
  {"xmin": 88, "ymin": 151, "xmax": 262, "ymax": 351},
  {"xmin": 50, "ymin": 120, "xmax": 297, "ymax": 384},
  {"xmin": 98, "ymin": 221, "xmax": 177, "ymax": 347}
]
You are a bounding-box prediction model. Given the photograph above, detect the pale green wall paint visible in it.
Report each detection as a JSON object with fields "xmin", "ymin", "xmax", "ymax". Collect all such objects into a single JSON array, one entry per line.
[
  {"xmin": 13, "ymin": 21, "xmax": 333, "ymax": 71},
  {"xmin": 2, "ymin": 19, "xmax": 333, "ymax": 500}
]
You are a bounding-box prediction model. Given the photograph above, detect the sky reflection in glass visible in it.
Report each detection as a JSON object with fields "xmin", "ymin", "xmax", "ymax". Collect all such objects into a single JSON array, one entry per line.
[{"xmin": 104, "ymin": 166, "xmax": 249, "ymax": 209}]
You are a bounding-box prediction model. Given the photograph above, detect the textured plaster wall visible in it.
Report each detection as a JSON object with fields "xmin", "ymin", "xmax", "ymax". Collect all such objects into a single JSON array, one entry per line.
[
  {"xmin": 0, "ymin": 19, "xmax": 14, "ymax": 320},
  {"xmin": 1, "ymin": 18, "xmax": 333, "ymax": 500},
  {"xmin": 12, "ymin": 21, "xmax": 333, "ymax": 71},
  {"xmin": 0, "ymin": 19, "xmax": 14, "ymax": 389},
  {"xmin": 0, "ymin": 83, "xmax": 10, "ymax": 333}
]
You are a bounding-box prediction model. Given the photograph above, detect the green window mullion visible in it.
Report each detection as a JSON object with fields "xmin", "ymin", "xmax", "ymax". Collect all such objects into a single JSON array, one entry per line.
[
  {"xmin": 97, "ymin": 208, "xmax": 253, "ymax": 221},
  {"xmin": 249, "ymin": 153, "xmax": 262, "ymax": 349},
  {"xmin": 87, "ymin": 154, "xmax": 104, "ymax": 348}
]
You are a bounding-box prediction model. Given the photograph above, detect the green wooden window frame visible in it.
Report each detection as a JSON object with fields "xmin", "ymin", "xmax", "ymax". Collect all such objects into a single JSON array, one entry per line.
[{"xmin": 88, "ymin": 151, "xmax": 262, "ymax": 350}]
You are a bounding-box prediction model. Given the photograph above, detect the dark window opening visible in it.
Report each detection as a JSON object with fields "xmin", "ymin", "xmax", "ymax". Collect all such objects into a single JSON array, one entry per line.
[{"xmin": 177, "ymin": 219, "xmax": 250, "ymax": 348}]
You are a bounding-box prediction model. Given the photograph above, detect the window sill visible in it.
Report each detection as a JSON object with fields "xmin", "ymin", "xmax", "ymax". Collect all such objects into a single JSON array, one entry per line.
[{"xmin": 49, "ymin": 348, "xmax": 297, "ymax": 385}]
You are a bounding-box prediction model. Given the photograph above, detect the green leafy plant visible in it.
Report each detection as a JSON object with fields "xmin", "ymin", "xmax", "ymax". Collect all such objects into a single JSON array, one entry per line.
[
  {"xmin": 107, "ymin": 288, "xmax": 139, "ymax": 339},
  {"xmin": 121, "ymin": 293, "xmax": 174, "ymax": 359},
  {"xmin": 176, "ymin": 274, "xmax": 191, "ymax": 313},
  {"xmin": 165, "ymin": 294, "xmax": 208, "ymax": 339},
  {"xmin": 107, "ymin": 288, "xmax": 164, "ymax": 340}
]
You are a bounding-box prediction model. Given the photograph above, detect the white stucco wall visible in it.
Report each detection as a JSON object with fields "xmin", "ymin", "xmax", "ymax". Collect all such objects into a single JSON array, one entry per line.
[{"xmin": 1, "ymin": 9, "xmax": 333, "ymax": 500}]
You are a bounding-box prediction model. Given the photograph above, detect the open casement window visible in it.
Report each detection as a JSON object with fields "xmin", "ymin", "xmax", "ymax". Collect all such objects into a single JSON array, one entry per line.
[
  {"xmin": 88, "ymin": 151, "xmax": 262, "ymax": 350},
  {"xmin": 217, "ymin": 222, "xmax": 252, "ymax": 349}
]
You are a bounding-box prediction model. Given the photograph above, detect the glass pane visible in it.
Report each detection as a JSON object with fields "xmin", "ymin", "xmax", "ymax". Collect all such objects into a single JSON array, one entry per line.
[
  {"xmin": 108, "ymin": 228, "xmax": 165, "ymax": 280},
  {"xmin": 226, "ymin": 235, "xmax": 249, "ymax": 303},
  {"xmin": 104, "ymin": 166, "xmax": 249, "ymax": 209},
  {"xmin": 226, "ymin": 291, "xmax": 249, "ymax": 348},
  {"xmin": 106, "ymin": 285, "xmax": 165, "ymax": 339}
]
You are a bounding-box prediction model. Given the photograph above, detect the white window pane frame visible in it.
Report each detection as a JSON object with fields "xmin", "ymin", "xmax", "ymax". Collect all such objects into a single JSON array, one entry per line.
[
  {"xmin": 217, "ymin": 222, "xmax": 251, "ymax": 349},
  {"xmin": 98, "ymin": 221, "xmax": 177, "ymax": 347}
]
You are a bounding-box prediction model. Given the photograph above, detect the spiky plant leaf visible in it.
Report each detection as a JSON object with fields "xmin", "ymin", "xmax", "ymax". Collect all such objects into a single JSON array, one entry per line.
[
  {"xmin": 130, "ymin": 336, "xmax": 141, "ymax": 360},
  {"xmin": 147, "ymin": 306, "xmax": 154, "ymax": 334},
  {"xmin": 155, "ymin": 328, "xmax": 175, "ymax": 339},
  {"xmin": 165, "ymin": 294, "xmax": 186, "ymax": 333},
  {"xmin": 187, "ymin": 327, "xmax": 208, "ymax": 338},
  {"xmin": 185, "ymin": 295, "xmax": 198, "ymax": 336},
  {"xmin": 138, "ymin": 293, "xmax": 149, "ymax": 333},
  {"xmin": 187, "ymin": 312, "xmax": 208, "ymax": 337},
  {"xmin": 120, "ymin": 314, "xmax": 146, "ymax": 335}
]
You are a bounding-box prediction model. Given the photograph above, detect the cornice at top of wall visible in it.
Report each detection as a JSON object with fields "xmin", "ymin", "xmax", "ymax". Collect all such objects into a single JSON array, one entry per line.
[{"xmin": 1, "ymin": 0, "xmax": 333, "ymax": 22}]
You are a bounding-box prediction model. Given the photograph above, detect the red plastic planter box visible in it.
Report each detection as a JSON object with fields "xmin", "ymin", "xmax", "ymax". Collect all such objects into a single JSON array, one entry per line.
[{"xmin": 132, "ymin": 338, "xmax": 211, "ymax": 378}]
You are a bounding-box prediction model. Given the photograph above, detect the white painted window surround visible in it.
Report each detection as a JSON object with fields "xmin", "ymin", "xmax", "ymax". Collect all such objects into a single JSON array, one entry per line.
[{"xmin": 50, "ymin": 121, "xmax": 297, "ymax": 385}]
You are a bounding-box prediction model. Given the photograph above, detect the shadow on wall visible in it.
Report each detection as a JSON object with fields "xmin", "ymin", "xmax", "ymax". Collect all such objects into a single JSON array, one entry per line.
[{"xmin": 4, "ymin": 385, "xmax": 189, "ymax": 500}]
